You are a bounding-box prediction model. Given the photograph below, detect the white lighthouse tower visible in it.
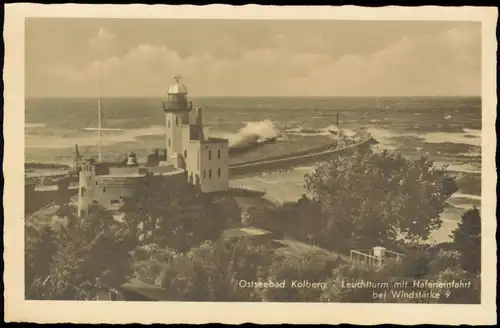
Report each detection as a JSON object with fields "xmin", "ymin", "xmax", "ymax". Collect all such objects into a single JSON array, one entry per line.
[
  {"xmin": 163, "ymin": 76, "xmax": 191, "ymax": 163},
  {"xmin": 162, "ymin": 76, "xmax": 229, "ymax": 193}
]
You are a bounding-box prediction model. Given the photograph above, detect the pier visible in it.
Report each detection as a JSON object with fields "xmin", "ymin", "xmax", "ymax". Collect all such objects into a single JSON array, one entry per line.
[{"xmin": 229, "ymin": 138, "xmax": 377, "ymax": 178}]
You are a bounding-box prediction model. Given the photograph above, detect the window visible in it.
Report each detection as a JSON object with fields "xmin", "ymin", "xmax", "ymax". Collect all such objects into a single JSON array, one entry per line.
[
  {"xmin": 102, "ymin": 188, "xmax": 106, "ymax": 193},
  {"xmin": 110, "ymin": 199, "xmax": 120, "ymax": 205},
  {"xmin": 218, "ymin": 168, "xmax": 221, "ymax": 178},
  {"xmin": 176, "ymin": 117, "xmax": 179, "ymax": 126},
  {"xmin": 80, "ymin": 187, "xmax": 85, "ymax": 197},
  {"xmin": 209, "ymin": 169, "xmax": 212, "ymax": 179},
  {"xmin": 168, "ymin": 120, "xmax": 170, "ymax": 128},
  {"xmin": 184, "ymin": 150, "xmax": 187, "ymax": 159},
  {"xmin": 218, "ymin": 149, "xmax": 221, "ymax": 159},
  {"xmin": 168, "ymin": 138, "xmax": 171, "ymax": 147},
  {"xmin": 208, "ymin": 150, "xmax": 212, "ymax": 160},
  {"xmin": 203, "ymin": 170, "xmax": 206, "ymax": 178}
]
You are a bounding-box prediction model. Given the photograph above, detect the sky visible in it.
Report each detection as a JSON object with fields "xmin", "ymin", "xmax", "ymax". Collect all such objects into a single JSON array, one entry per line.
[{"xmin": 25, "ymin": 18, "xmax": 481, "ymax": 97}]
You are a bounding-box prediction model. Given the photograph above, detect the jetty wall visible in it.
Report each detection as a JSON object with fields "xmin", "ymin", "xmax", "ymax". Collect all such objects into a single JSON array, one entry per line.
[
  {"xmin": 229, "ymin": 140, "xmax": 339, "ymax": 166},
  {"xmin": 229, "ymin": 138, "xmax": 376, "ymax": 178}
]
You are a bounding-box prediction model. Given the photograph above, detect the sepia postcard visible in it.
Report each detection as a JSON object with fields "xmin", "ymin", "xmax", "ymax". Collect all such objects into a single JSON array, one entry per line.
[{"xmin": 3, "ymin": 3, "xmax": 498, "ymax": 325}]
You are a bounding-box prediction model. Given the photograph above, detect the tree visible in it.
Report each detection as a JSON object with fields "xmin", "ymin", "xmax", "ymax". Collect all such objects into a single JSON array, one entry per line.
[
  {"xmin": 121, "ymin": 176, "xmax": 240, "ymax": 252},
  {"xmin": 157, "ymin": 238, "xmax": 274, "ymax": 301},
  {"xmin": 302, "ymin": 148, "xmax": 458, "ymax": 252},
  {"xmin": 265, "ymin": 252, "xmax": 341, "ymax": 302},
  {"xmin": 131, "ymin": 245, "xmax": 178, "ymax": 285},
  {"xmin": 25, "ymin": 224, "xmax": 59, "ymax": 299},
  {"xmin": 250, "ymin": 194, "xmax": 323, "ymax": 241},
  {"xmin": 321, "ymin": 263, "xmax": 390, "ymax": 303},
  {"xmin": 451, "ymin": 207, "xmax": 481, "ymax": 274},
  {"xmin": 29, "ymin": 205, "xmax": 135, "ymax": 300}
]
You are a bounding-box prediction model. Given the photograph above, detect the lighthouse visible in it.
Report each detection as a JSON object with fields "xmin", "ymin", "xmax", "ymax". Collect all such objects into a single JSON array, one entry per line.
[
  {"xmin": 163, "ymin": 76, "xmax": 192, "ymax": 160},
  {"xmin": 162, "ymin": 76, "xmax": 229, "ymax": 193}
]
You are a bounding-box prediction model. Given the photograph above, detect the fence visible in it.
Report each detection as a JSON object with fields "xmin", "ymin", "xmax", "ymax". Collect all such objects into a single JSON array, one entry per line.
[
  {"xmin": 350, "ymin": 248, "xmax": 405, "ymax": 269},
  {"xmin": 228, "ymin": 183, "xmax": 267, "ymax": 194}
]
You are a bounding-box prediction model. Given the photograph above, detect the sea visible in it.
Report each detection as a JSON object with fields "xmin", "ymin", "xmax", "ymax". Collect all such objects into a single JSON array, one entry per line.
[{"xmin": 25, "ymin": 96, "xmax": 482, "ymax": 243}]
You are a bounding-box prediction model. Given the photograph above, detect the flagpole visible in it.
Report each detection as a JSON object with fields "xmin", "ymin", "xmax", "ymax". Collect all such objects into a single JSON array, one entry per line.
[{"xmin": 97, "ymin": 41, "xmax": 103, "ymax": 163}]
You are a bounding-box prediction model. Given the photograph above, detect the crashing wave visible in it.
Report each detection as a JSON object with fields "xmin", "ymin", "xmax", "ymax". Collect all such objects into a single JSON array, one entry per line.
[{"xmin": 228, "ymin": 120, "xmax": 283, "ymax": 155}]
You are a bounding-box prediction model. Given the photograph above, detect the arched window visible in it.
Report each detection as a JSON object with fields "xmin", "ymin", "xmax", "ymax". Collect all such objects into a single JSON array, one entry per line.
[
  {"xmin": 209, "ymin": 169, "xmax": 212, "ymax": 179},
  {"xmin": 218, "ymin": 168, "xmax": 221, "ymax": 178},
  {"xmin": 208, "ymin": 150, "xmax": 212, "ymax": 161},
  {"xmin": 218, "ymin": 149, "xmax": 221, "ymax": 159}
]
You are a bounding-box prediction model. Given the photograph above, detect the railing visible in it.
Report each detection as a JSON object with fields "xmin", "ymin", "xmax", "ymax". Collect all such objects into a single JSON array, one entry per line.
[
  {"xmin": 383, "ymin": 249, "xmax": 405, "ymax": 261},
  {"xmin": 350, "ymin": 250, "xmax": 384, "ymax": 268},
  {"xmin": 349, "ymin": 248, "xmax": 405, "ymax": 269},
  {"xmin": 229, "ymin": 183, "xmax": 267, "ymax": 194}
]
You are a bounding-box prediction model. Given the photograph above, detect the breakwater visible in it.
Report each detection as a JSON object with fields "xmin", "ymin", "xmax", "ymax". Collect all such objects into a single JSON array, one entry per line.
[
  {"xmin": 25, "ymin": 162, "xmax": 71, "ymax": 171},
  {"xmin": 229, "ymin": 138, "xmax": 377, "ymax": 178}
]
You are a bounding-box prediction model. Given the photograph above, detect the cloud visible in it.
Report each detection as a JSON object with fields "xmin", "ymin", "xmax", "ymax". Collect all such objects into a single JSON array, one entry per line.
[
  {"xmin": 304, "ymin": 25, "xmax": 481, "ymax": 96},
  {"xmin": 42, "ymin": 25, "xmax": 481, "ymax": 97}
]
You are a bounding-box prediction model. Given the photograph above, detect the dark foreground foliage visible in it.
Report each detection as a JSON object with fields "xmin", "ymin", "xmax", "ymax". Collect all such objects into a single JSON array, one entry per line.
[{"xmin": 25, "ymin": 148, "xmax": 480, "ymax": 303}]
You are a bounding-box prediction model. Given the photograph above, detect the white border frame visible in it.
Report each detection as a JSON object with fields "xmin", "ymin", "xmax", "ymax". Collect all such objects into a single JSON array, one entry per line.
[{"xmin": 4, "ymin": 4, "xmax": 498, "ymax": 324}]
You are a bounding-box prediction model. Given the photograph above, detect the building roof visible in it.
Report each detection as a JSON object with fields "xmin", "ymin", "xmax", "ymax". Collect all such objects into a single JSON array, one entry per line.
[
  {"xmin": 168, "ymin": 83, "xmax": 188, "ymax": 95},
  {"xmin": 273, "ymin": 239, "xmax": 349, "ymax": 262},
  {"xmin": 120, "ymin": 278, "xmax": 169, "ymax": 301},
  {"xmin": 222, "ymin": 226, "xmax": 273, "ymax": 239},
  {"xmin": 28, "ymin": 202, "xmax": 60, "ymax": 220}
]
